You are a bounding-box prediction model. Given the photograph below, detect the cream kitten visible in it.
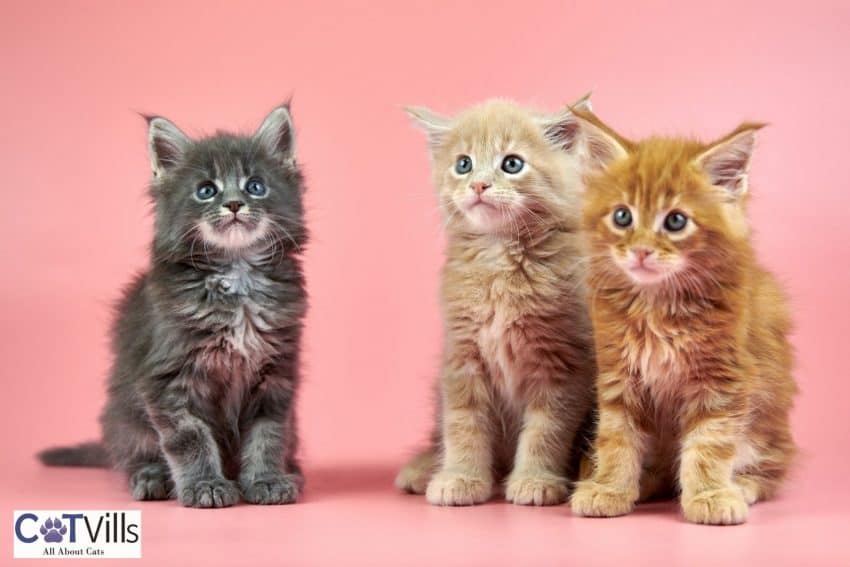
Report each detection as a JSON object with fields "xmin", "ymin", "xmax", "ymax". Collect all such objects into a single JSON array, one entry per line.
[{"xmin": 396, "ymin": 97, "xmax": 597, "ymax": 506}]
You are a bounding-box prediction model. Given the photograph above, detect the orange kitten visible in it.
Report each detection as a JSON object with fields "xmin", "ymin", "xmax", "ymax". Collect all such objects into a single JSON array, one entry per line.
[
  {"xmin": 396, "ymin": 99, "xmax": 597, "ymax": 506},
  {"xmin": 569, "ymin": 111, "xmax": 797, "ymax": 524}
]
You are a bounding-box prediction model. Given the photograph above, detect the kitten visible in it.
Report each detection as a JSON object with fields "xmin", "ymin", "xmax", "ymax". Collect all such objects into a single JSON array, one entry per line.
[
  {"xmin": 395, "ymin": 98, "xmax": 597, "ymax": 506},
  {"xmin": 39, "ymin": 105, "xmax": 308, "ymax": 508},
  {"xmin": 568, "ymin": 110, "xmax": 797, "ymax": 524}
]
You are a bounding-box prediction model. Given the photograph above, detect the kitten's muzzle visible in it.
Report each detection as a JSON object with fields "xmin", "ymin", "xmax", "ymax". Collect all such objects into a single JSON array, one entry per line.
[{"xmin": 224, "ymin": 201, "xmax": 245, "ymax": 213}]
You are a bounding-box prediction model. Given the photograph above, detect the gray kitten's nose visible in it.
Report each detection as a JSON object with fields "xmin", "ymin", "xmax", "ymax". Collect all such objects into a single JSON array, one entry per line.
[{"xmin": 224, "ymin": 201, "xmax": 244, "ymax": 213}]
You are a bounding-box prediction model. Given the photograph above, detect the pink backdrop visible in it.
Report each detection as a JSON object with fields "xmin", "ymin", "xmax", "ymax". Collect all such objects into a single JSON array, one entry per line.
[{"xmin": 2, "ymin": 1, "xmax": 849, "ymax": 565}]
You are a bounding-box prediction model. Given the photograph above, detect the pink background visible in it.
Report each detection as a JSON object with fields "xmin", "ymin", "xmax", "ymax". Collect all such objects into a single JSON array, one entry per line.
[{"xmin": 2, "ymin": 1, "xmax": 849, "ymax": 565}]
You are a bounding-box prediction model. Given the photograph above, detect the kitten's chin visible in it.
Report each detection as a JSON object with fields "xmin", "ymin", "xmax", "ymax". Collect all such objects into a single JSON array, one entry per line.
[
  {"xmin": 199, "ymin": 218, "xmax": 268, "ymax": 251},
  {"xmin": 624, "ymin": 266, "xmax": 668, "ymax": 286}
]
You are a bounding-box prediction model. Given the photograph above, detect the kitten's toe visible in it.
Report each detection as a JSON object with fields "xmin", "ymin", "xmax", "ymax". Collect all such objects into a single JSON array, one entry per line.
[
  {"xmin": 425, "ymin": 471, "xmax": 492, "ymax": 506},
  {"xmin": 179, "ymin": 477, "xmax": 239, "ymax": 508},
  {"xmin": 505, "ymin": 471, "xmax": 569, "ymax": 506},
  {"xmin": 241, "ymin": 472, "xmax": 301, "ymax": 505},
  {"xmin": 129, "ymin": 464, "xmax": 173, "ymax": 501},
  {"xmin": 570, "ymin": 480, "xmax": 636, "ymax": 517},
  {"xmin": 682, "ymin": 487, "xmax": 748, "ymax": 525}
]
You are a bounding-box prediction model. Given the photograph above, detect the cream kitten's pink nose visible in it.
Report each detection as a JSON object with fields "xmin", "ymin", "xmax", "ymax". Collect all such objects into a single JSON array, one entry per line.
[{"xmin": 470, "ymin": 182, "xmax": 491, "ymax": 195}]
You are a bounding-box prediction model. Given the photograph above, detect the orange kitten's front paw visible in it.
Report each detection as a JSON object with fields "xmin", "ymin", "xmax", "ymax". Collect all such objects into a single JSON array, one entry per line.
[
  {"xmin": 425, "ymin": 471, "xmax": 492, "ymax": 506},
  {"xmin": 682, "ymin": 488, "xmax": 748, "ymax": 525},
  {"xmin": 570, "ymin": 481, "xmax": 635, "ymax": 517},
  {"xmin": 505, "ymin": 472, "xmax": 569, "ymax": 506}
]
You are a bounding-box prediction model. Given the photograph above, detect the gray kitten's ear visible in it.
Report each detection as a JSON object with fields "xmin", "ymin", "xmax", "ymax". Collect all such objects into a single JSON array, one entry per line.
[
  {"xmin": 404, "ymin": 106, "xmax": 452, "ymax": 148},
  {"xmin": 694, "ymin": 123, "xmax": 765, "ymax": 198},
  {"xmin": 147, "ymin": 116, "xmax": 190, "ymax": 177},
  {"xmin": 255, "ymin": 104, "xmax": 296, "ymax": 165}
]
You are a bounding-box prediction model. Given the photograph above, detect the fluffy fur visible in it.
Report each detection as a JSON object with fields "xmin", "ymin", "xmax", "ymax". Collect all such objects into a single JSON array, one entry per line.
[
  {"xmin": 38, "ymin": 105, "xmax": 308, "ymax": 508},
  {"xmin": 568, "ymin": 110, "xmax": 797, "ymax": 524},
  {"xmin": 396, "ymin": 98, "xmax": 597, "ymax": 506}
]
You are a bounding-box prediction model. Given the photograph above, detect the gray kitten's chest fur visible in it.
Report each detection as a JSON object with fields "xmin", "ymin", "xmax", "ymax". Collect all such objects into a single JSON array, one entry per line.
[{"xmin": 164, "ymin": 258, "xmax": 302, "ymax": 382}]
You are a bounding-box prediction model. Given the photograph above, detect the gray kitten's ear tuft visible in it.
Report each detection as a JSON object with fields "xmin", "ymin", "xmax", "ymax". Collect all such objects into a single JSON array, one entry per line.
[
  {"xmin": 404, "ymin": 106, "xmax": 452, "ymax": 148},
  {"xmin": 694, "ymin": 123, "xmax": 766, "ymax": 198},
  {"xmin": 255, "ymin": 104, "xmax": 296, "ymax": 165},
  {"xmin": 146, "ymin": 115, "xmax": 190, "ymax": 177}
]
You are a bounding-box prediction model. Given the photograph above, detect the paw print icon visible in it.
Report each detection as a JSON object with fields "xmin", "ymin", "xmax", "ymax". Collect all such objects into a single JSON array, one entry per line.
[{"xmin": 39, "ymin": 517, "xmax": 67, "ymax": 543}]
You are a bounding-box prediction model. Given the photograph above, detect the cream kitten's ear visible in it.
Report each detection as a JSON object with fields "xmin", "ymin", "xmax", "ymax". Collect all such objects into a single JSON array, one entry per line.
[
  {"xmin": 146, "ymin": 116, "xmax": 191, "ymax": 177},
  {"xmin": 541, "ymin": 106, "xmax": 628, "ymax": 169},
  {"xmin": 255, "ymin": 104, "xmax": 296, "ymax": 165},
  {"xmin": 404, "ymin": 106, "xmax": 452, "ymax": 148},
  {"xmin": 694, "ymin": 123, "xmax": 765, "ymax": 197}
]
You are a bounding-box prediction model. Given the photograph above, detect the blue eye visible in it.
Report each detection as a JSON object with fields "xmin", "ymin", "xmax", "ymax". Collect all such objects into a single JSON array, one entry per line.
[
  {"xmin": 612, "ymin": 207, "xmax": 632, "ymax": 228},
  {"xmin": 455, "ymin": 155, "xmax": 472, "ymax": 174},
  {"xmin": 664, "ymin": 211, "xmax": 688, "ymax": 232},
  {"xmin": 245, "ymin": 177, "xmax": 268, "ymax": 197},
  {"xmin": 501, "ymin": 155, "xmax": 524, "ymax": 174},
  {"xmin": 196, "ymin": 182, "xmax": 217, "ymax": 200}
]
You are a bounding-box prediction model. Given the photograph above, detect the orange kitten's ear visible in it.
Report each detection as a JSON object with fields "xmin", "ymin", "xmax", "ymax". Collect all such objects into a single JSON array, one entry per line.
[
  {"xmin": 694, "ymin": 123, "xmax": 765, "ymax": 197},
  {"xmin": 540, "ymin": 105, "xmax": 628, "ymax": 170},
  {"xmin": 404, "ymin": 106, "xmax": 452, "ymax": 149}
]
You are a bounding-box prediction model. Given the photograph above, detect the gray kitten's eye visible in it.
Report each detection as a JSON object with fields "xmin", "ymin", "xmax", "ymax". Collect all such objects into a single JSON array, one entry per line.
[
  {"xmin": 664, "ymin": 211, "xmax": 688, "ymax": 232},
  {"xmin": 455, "ymin": 155, "xmax": 472, "ymax": 174},
  {"xmin": 245, "ymin": 177, "xmax": 268, "ymax": 197},
  {"xmin": 612, "ymin": 207, "xmax": 632, "ymax": 228},
  {"xmin": 196, "ymin": 182, "xmax": 217, "ymax": 200},
  {"xmin": 501, "ymin": 155, "xmax": 524, "ymax": 174}
]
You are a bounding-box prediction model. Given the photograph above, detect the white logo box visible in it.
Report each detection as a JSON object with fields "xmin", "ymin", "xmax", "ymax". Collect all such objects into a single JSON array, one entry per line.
[{"xmin": 13, "ymin": 510, "xmax": 142, "ymax": 559}]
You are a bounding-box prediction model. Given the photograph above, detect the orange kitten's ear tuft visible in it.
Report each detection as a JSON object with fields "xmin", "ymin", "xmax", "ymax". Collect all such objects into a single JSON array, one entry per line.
[
  {"xmin": 404, "ymin": 106, "xmax": 452, "ymax": 149},
  {"xmin": 570, "ymin": 91, "xmax": 593, "ymax": 113},
  {"xmin": 694, "ymin": 123, "xmax": 766, "ymax": 197},
  {"xmin": 540, "ymin": 105, "xmax": 628, "ymax": 170}
]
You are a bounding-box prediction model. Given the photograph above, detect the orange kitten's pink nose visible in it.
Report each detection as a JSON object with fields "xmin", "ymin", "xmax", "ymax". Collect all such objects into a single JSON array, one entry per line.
[
  {"xmin": 632, "ymin": 247, "xmax": 654, "ymax": 263},
  {"xmin": 470, "ymin": 182, "xmax": 491, "ymax": 195}
]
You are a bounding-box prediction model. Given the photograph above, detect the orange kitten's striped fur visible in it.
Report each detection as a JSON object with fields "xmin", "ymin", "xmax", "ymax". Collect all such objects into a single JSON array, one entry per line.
[
  {"xmin": 396, "ymin": 99, "xmax": 597, "ymax": 506},
  {"xmin": 569, "ymin": 111, "xmax": 797, "ymax": 525}
]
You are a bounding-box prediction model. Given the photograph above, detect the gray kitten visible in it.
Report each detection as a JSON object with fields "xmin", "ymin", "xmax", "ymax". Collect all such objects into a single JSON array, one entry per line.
[{"xmin": 39, "ymin": 105, "xmax": 308, "ymax": 508}]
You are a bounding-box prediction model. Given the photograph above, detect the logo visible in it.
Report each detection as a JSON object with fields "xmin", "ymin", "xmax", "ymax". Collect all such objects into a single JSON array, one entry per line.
[{"xmin": 13, "ymin": 510, "xmax": 142, "ymax": 559}]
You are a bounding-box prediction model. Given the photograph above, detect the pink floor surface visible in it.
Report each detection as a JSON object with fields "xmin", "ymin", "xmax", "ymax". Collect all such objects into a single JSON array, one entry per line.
[{"xmin": 3, "ymin": 452, "xmax": 849, "ymax": 566}]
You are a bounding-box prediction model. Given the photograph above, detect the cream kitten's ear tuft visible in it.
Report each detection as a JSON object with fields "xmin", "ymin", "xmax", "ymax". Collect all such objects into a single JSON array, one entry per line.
[
  {"xmin": 695, "ymin": 122, "xmax": 766, "ymax": 197},
  {"xmin": 255, "ymin": 103, "xmax": 296, "ymax": 165},
  {"xmin": 404, "ymin": 106, "xmax": 452, "ymax": 148},
  {"xmin": 146, "ymin": 115, "xmax": 191, "ymax": 177}
]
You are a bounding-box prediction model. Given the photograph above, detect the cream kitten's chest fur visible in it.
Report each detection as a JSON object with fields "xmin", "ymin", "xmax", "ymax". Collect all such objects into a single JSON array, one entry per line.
[{"xmin": 443, "ymin": 232, "xmax": 586, "ymax": 401}]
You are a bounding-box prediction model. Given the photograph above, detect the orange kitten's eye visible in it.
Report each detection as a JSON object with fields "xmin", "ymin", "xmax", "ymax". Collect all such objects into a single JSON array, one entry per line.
[
  {"xmin": 664, "ymin": 211, "xmax": 688, "ymax": 232},
  {"xmin": 612, "ymin": 207, "xmax": 632, "ymax": 228},
  {"xmin": 455, "ymin": 155, "xmax": 472, "ymax": 174}
]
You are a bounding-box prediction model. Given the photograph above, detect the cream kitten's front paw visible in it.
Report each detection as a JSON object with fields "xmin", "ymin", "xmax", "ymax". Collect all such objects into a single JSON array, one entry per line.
[
  {"xmin": 682, "ymin": 487, "xmax": 748, "ymax": 525},
  {"xmin": 570, "ymin": 481, "xmax": 636, "ymax": 517},
  {"xmin": 425, "ymin": 471, "xmax": 492, "ymax": 506},
  {"xmin": 505, "ymin": 471, "xmax": 569, "ymax": 506}
]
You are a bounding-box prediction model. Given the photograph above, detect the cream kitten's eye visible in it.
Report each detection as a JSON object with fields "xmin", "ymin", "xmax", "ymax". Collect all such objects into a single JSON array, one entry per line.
[
  {"xmin": 501, "ymin": 155, "xmax": 524, "ymax": 174},
  {"xmin": 455, "ymin": 155, "xmax": 472, "ymax": 174},
  {"xmin": 612, "ymin": 207, "xmax": 632, "ymax": 228},
  {"xmin": 664, "ymin": 211, "xmax": 688, "ymax": 232}
]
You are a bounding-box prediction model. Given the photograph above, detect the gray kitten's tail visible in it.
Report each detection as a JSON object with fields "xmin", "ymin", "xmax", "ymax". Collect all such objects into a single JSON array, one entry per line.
[{"xmin": 38, "ymin": 442, "xmax": 109, "ymax": 468}]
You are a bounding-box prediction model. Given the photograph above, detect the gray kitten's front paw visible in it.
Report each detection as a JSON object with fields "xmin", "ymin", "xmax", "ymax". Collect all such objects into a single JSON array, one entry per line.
[
  {"xmin": 129, "ymin": 464, "xmax": 173, "ymax": 501},
  {"xmin": 240, "ymin": 472, "xmax": 301, "ymax": 505},
  {"xmin": 179, "ymin": 477, "xmax": 239, "ymax": 508}
]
